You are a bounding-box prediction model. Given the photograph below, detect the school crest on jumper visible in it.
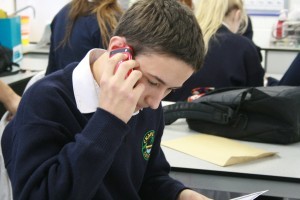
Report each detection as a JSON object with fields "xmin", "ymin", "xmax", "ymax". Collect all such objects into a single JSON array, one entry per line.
[{"xmin": 142, "ymin": 130, "xmax": 155, "ymax": 160}]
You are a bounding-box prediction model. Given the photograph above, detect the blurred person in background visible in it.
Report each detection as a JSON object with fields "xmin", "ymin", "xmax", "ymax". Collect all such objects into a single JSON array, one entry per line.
[
  {"xmin": 46, "ymin": 0, "xmax": 123, "ymax": 75},
  {"xmin": 165, "ymin": 0, "xmax": 265, "ymax": 102}
]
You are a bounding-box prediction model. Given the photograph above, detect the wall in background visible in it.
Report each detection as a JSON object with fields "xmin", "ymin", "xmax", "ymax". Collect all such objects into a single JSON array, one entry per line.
[
  {"xmin": 289, "ymin": 0, "xmax": 300, "ymax": 10},
  {"xmin": 249, "ymin": 0, "xmax": 300, "ymax": 48},
  {"xmin": 9, "ymin": 0, "xmax": 129, "ymax": 42},
  {"xmin": 15, "ymin": 0, "xmax": 70, "ymax": 43},
  {"xmin": 0, "ymin": 0, "xmax": 14, "ymax": 14},
  {"xmin": 2, "ymin": 0, "xmax": 297, "ymax": 45},
  {"xmin": 249, "ymin": 0, "xmax": 300, "ymax": 75},
  {"xmin": 2, "ymin": 0, "xmax": 298, "ymax": 45},
  {"xmin": 1, "ymin": 0, "xmax": 299, "ymax": 74}
]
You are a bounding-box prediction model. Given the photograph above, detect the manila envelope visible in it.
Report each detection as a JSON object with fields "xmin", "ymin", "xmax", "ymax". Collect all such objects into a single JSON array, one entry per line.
[{"xmin": 162, "ymin": 134, "xmax": 276, "ymax": 167}]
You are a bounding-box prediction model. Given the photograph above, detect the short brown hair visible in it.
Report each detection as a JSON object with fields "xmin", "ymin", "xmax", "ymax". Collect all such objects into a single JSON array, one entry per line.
[{"xmin": 114, "ymin": 0, "xmax": 205, "ymax": 71}]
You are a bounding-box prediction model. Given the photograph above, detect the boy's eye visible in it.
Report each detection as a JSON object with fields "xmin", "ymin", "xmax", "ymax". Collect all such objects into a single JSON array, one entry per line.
[
  {"xmin": 168, "ymin": 88, "xmax": 178, "ymax": 93},
  {"xmin": 148, "ymin": 79, "xmax": 159, "ymax": 87}
]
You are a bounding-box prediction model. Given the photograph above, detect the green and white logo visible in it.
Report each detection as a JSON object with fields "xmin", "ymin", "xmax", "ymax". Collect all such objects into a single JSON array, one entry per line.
[{"xmin": 142, "ymin": 130, "xmax": 155, "ymax": 160}]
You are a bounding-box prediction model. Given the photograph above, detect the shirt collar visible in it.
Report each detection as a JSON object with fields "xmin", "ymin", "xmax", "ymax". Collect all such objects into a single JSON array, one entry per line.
[
  {"xmin": 72, "ymin": 48, "xmax": 140, "ymax": 115},
  {"xmin": 72, "ymin": 48, "xmax": 105, "ymax": 113},
  {"xmin": 222, "ymin": 22, "xmax": 230, "ymax": 30}
]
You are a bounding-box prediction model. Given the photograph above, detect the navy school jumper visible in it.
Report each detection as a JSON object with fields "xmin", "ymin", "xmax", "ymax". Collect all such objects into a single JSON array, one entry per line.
[
  {"xmin": 46, "ymin": 3, "xmax": 104, "ymax": 75},
  {"xmin": 2, "ymin": 63, "xmax": 186, "ymax": 200},
  {"xmin": 165, "ymin": 25, "xmax": 265, "ymax": 101}
]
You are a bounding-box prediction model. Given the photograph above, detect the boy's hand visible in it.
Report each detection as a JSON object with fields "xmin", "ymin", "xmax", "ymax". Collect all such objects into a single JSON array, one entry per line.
[
  {"xmin": 96, "ymin": 52, "xmax": 145, "ymax": 123},
  {"xmin": 177, "ymin": 189, "xmax": 212, "ymax": 200}
]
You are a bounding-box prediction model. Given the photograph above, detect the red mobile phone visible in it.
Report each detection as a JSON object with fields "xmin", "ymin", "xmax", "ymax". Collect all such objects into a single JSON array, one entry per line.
[{"xmin": 109, "ymin": 46, "xmax": 134, "ymax": 77}]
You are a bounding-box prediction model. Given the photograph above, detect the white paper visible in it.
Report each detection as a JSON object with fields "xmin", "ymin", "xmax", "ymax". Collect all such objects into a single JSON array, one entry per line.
[{"xmin": 230, "ymin": 190, "xmax": 269, "ymax": 200}]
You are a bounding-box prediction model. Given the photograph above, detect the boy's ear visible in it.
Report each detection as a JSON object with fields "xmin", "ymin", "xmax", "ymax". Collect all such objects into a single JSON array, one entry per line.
[{"xmin": 108, "ymin": 36, "xmax": 127, "ymax": 51}]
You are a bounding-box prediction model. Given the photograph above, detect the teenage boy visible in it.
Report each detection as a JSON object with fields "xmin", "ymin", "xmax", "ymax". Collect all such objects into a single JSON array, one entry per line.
[{"xmin": 2, "ymin": 0, "xmax": 208, "ymax": 199}]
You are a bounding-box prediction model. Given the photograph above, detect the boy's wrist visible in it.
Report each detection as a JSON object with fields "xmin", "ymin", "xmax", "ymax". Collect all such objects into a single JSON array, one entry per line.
[{"xmin": 3, "ymin": 89, "xmax": 21, "ymax": 115}]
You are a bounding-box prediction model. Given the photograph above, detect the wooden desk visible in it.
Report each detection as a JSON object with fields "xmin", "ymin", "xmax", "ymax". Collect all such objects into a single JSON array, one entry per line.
[{"xmin": 162, "ymin": 119, "xmax": 300, "ymax": 198}]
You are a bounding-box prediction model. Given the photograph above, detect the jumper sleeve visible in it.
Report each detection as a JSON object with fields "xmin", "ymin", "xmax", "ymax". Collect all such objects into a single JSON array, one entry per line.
[
  {"xmin": 243, "ymin": 39, "xmax": 265, "ymax": 86},
  {"xmin": 3, "ymin": 81, "xmax": 130, "ymax": 200}
]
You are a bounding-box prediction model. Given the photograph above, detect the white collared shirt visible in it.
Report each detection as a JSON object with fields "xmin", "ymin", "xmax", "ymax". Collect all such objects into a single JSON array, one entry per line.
[
  {"xmin": 72, "ymin": 48, "xmax": 139, "ymax": 115},
  {"xmin": 72, "ymin": 48, "xmax": 105, "ymax": 114}
]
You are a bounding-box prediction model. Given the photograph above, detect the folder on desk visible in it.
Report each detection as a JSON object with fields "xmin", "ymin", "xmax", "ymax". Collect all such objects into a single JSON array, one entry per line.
[{"xmin": 162, "ymin": 134, "xmax": 276, "ymax": 167}]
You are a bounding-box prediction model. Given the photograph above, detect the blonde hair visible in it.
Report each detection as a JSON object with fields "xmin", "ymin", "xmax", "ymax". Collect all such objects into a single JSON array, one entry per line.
[
  {"xmin": 195, "ymin": 0, "xmax": 247, "ymax": 52},
  {"xmin": 62, "ymin": 0, "xmax": 123, "ymax": 48}
]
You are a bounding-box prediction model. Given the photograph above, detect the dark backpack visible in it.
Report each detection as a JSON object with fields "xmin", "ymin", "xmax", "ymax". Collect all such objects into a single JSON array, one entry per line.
[
  {"xmin": 163, "ymin": 86, "xmax": 300, "ymax": 144},
  {"xmin": 0, "ymin": 44, "xmax": 19, "ymax": 77}
]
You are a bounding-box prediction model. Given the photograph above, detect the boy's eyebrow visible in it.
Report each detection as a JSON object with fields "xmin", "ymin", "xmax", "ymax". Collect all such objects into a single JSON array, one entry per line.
[
  {"xmin": 151, "ymin": 75, "xmax": 166, "ymax": 85},
  {"xmin": 148, "ymin": 74, "xmax": 182, "ymax": 89}
]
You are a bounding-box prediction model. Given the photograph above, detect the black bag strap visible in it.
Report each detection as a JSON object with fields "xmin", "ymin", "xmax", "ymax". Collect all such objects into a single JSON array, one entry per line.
[
  {"xmin": 163, "ymin": 101, "xmax": 234, "ymax": 125},
  {"xmin": 0, "ymin": 68, "xmax": 20, "ymax": 77},
  {"xmin": 5, "ymin": 61, "xmax": 20, "ymax": 72}
]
